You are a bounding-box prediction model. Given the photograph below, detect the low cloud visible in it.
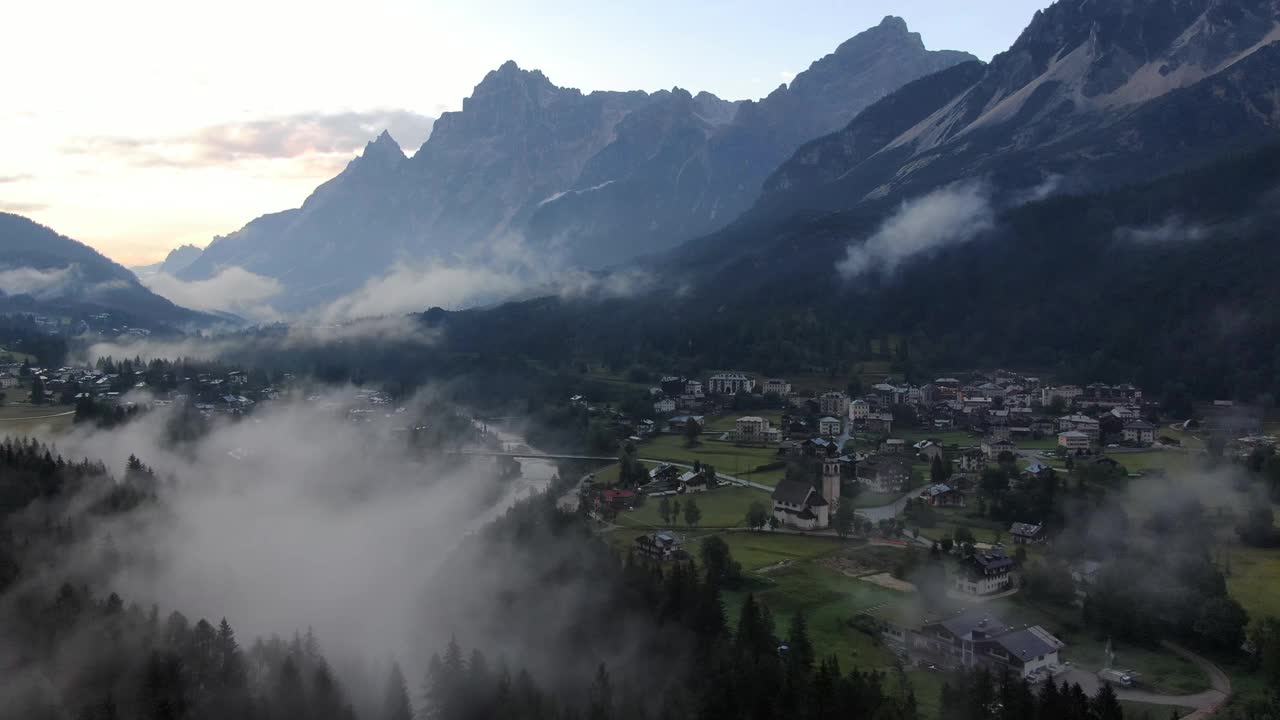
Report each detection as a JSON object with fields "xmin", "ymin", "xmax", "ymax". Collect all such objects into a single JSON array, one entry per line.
[
  {"xmin": 63, "ymin": 109, "xmax": 435, "ymax": 169},
  {"xmin": 141, "ymin": 267, "xmax": 283, "ymax": 322},
  {"xmin": 0, "ymin": 200, "xmax": 49, "ymax": 214},
  {"xmin": 1114, "ymin": 216, "xmax": 1211, "ymax": 245},
  {"xmin": 837, "ymin": 181, "xmax": 995, "ymax": 279},
  {"xmin": 0, "ymin": 173, "xmax": 34, "ymax": 184},
  {"xmin": 0, "ymin": 266, "xmax": 76, "ymax": 299},
  {"xmin": 319, "ymin": 263, "xmax": 527, "ymax": 322}
]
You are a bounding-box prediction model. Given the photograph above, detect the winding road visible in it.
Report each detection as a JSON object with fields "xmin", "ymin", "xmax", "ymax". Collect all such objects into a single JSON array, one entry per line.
[{"xmin": 1060, "ymin": 642, "xmax": 1230, "ymax": 718}]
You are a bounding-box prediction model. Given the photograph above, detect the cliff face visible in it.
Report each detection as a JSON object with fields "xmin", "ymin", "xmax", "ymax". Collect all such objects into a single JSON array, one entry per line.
[{"xmin": 181, "ymin": 18, "xmax": 975, "ymax": 311}]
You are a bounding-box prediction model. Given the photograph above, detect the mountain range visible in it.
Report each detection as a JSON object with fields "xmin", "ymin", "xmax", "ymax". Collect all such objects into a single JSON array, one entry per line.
[
  {"xmin": 0, "ymin": 213, "xmax": 206, "ymax": 327},
  {"xmin": 174, "ymin": 16, "xmax": 976, "ymax": 312}
]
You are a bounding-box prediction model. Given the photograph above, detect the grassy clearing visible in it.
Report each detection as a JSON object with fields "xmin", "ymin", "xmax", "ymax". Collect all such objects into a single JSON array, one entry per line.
[
  {"xmin": 615, "ymin": 485, "xmax": 770, "ymax": 530},
  {"xmin": 637, "ymin": 434, "xmax": 782, "ymax": 477},
  {"xmin": 0, "ymin": 404, "xmax": 76, "ymax": 437},
  {"xmin": 1106, "ymin": 450, "xmax": 1194, "ymax": 475},
  {"xmin": 711, "ymin": 532, "xmax": 848, "ymax": 571},
  {"xmin": 1225, "ymin": 542, "xmax": 1280, "ymax": 620},
  {"xmin": 0, "ymin": 347, "xmax": 37, "ymax": 363},
  {"xmin": 728, "ymin": 555, "xmax": 903, "ymax": 669}
]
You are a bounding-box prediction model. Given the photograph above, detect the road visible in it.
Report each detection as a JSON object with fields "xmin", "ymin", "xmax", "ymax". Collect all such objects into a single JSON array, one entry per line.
[{"xmin": 1059, "ymin": 642, "xmax": 1230, "ymax": 717}]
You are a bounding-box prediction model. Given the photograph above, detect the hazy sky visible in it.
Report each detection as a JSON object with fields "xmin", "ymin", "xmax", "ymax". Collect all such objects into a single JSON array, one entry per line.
[{"xmin": 1, "ymin": 0, "xmax": 1052, "ymax": 265}]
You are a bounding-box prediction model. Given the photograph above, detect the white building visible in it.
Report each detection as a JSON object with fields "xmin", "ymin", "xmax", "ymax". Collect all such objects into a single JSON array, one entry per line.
[
  {"xmin": 734, "ymin": 416, "xmax": 780, "ymax": 443},
  {"xmin": 653, "ymin": 398, "xmax": 676, "ymax": 413},
  {"xmin": 954, "ymin": 550, "xmax": 1015, "ymax": 596},
  {"xmin": 762, "ymin": 378, "xmax": 792, "ymax": 397},
  {"xmin": 1058, "ymin": 430, "xmax": 1091, "ymax": 450},
  {"xmin": 1122, "ymin": 420, "xmax": 1157, "ymax": 445},
  {"xmin": 708, "ymin": 372, "xmax": 755, "ymax": 395},
  {"xmin": 818, "ymin": 416, "xmax": 842, "ymax": 436},
  {"xmin": 819, "ymin": 391, "xmax": 850, "ymax": 417},
  {"xmin": 849, "ymin": 399, "xmax": 871, "ymax": 422}
]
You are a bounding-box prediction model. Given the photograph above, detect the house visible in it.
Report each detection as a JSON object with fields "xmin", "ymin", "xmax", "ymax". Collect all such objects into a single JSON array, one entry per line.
[
  {"xmin": 1196, "ymin": 400, "xmax": 1264, "ymax": 437},
  {"xmin": 818, "ymin": 416, "xmax": 842, "ymax": 436},
  {"xmin": 653, "ymin": 398, "xmax": 676, "ymax": 414},
  {"xmin": 1057, "ymin": 430, "xmax": 1090, "ymax": 451},
  {"xmin": 864, "ymin": 412, "xmax": 894, "ymax": 434},
  {"xmin": 955, "ymin": 550, "xmax": 1016, "ymax": 596},
  {"xmin": 1123, "ymin": 420, "xmax": 1156, "ymax": 446},
  {"xmin": 914, "ymin": 440, "xmax": 944, "ymax": 462},
  {"xmin": 1057, "ymin": 414, "xmax": 1101, "ymax": 439},
  {"xmin": 856, "ymin": 455, "xmax": 911, "ymax": 494},
  {"xmin": 734, "ymin": 416, "xmax": 780, "ymax": 443},
  {"xmin": 1110, "ymin": 406, "xmax": 1141, "ymax": 421},
  {"xmin": 770, "ymin": 460, "xmax": 841, "ymax": 530},
  {"xmin": 1022, "ymin": 463, "xmax": 1054, "ymax": 484},
  {"xmin": 849, "ymin": 399, "xmax": 871, "ymax": 422},
  {"xmin": 708, "ymin": 372, "xmax": 755, "ymax": 395},
  {"xmin": 679, "ymin": 470, "xmax": 710, "ymax": 493},
  {"xmin": 647, "ymin": 463, "xmax": 682, "ymax": 487},
  {"xmin": 981, "ymin": 438, "xmax": 1017, "ymax": 460},
  {"xmin": 957, "ymin": 448, "xmax": 985, "ymax": 472},
  {"xmin": 1041, "ymin": 385, "xmax": 1083, "ymax": 406},
  {"xmin": 895, "ymin": 609, "xmax": 1064, "ymax": 680},
  {"xmin": 762, "ymin": 378, "xmax": 792, "ymax": 396},
  {"xmin": 881, "ymin": 438, "xmax": 907, "ymax": 454},
  {"xmin": 819, "ymin": 391, "xmax": 850, "ymax": 417},
  {"xmin": 920, "ymin": 483, "xmax": 965, "ymax": 507},
  {"xmin": 667, "ymin": 415, "xmax": 705, "ymax": 432},
  {"xmin": 633, "ymin": 531, "xmax": 686, "ymax": 561},
  {"xmin": 1010, "ymin": 522, "xmax": 1044, "ymax": 544},
  {"xmin": 595, "ymin": 488, "xmax": 638, "ymax": 514}
]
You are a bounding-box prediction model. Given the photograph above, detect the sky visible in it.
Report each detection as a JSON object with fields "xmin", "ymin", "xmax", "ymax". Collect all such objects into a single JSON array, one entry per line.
[{"xmin": 1, "ymin": 0, "xmax": 1053, "ymax": 266}]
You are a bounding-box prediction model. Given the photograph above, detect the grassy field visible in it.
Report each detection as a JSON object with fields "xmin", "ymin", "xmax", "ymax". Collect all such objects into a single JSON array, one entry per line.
[
  {"xmin": 1107, "ymin": 450, "xmax": 1195, "ymax": 475},
  {"xmin": 0, "ymin": 404, "xmax": 76, "ymax": 437},
  {"xmin": 710, "ymin": 531, "xmax": 848, "ymax": 570},
  {"xmin": 726, "ymin": 552, "xmax": 904, "ymax": 669},
  {"xmin": 1225, "ymin": 542, "xmax": 1280, "ymax": 621},
  {"xmin": 0, "ymin": 347, "xmax": 37, "ymax": 363},
  {"xmin": 636, "ymin": 434, "xmax": 784, "ymax": 478},
  {"xmin": 615, "ymin": 485, "xmax": 771, "ymax": 530}
]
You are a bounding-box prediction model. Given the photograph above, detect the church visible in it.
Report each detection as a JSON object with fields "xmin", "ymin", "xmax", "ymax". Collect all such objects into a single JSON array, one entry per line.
[{"xmin": 770, "ymin": 459, "xmax": 842, "ymax": 530}]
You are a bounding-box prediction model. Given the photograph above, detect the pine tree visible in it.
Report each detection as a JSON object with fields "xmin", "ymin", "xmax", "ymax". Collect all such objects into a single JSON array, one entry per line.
[
  {"xmin": 588, "ymin": 663, "xmax": 613, "ymax": 720},
  {"xmin": 786, "ymin": 610, "xmax": 814, "ymax": 670},
  {"xmin": 1092, "ymin": 682, "xmax": 1124, "ymax": 720},
  {"xmin": 684, "ymin": 497, "xmax": 702, "ymax": 529},
  {"xmin": 382, "ymin": 661, "xmax": 414, "ymax": 720}
]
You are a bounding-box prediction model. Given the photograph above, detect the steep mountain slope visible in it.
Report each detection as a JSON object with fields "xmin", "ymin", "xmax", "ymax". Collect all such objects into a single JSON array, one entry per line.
[
  {"xmin": 180, "ymin": 18, "xmax": 974, "ymax": 312},
  {"xmin": 131, "ymin": 243, "xmax": 203, "ymax": 279},
  {"xmin": 759, "ymin": 0, "xmax": 1280, "ymax": 214},
  {"xmin": 432, "ymin": 141, "xmax": 1280, "ymax": 403},
  {"xmin": 0, "ymin": 213, "xmax": 204, "ymax": 326},
  {"xmin": 525, "ymin": 16, "xmax": 976, "ymax": 265}
]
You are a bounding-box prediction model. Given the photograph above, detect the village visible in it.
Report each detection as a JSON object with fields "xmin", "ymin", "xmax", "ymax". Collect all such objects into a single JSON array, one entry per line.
[
  {"xmin": 1, "ymin": 347, "xmax": 1273, "ymax": 720},
  {"xmin": 573, "ymin": 367, "xmax": 1269, "ymax": 719}
]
